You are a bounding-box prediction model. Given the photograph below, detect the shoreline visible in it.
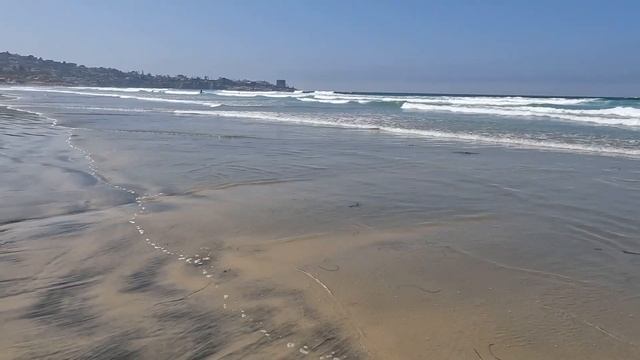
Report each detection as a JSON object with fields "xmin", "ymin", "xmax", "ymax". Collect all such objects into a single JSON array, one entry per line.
[
  {"xmin": 3, "ymin": 88, "xmax": 639, "ymax": 159},
  {"xmin": 1, "ymin": 90, "xmax": 640, "ymax": 359}
]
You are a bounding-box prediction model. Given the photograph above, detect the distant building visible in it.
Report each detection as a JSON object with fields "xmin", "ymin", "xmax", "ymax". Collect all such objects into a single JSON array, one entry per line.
[{"xmin": 276, "ymin": 79, "xmax": 286, "ymax": 88}]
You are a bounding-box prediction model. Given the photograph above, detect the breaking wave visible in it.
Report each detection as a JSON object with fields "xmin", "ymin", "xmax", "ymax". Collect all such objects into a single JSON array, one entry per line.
[
  {"xmin": 293, "ymin": 92, "xmax": 598, "ymax": 106},
  {"xmin": 4, "ymin": 86, "xmax": 638, "ymax": 157},
  {"xmin": 215, "ymin": 90, "xmax": 309, "ymax": 98},
  {"xmin": 173, "ymin": 110, "xmax": 640, "ymax": 157},
  {"xmin": 216, "ymin": 89, "xmax": 599, "ymax": 107},
  {"xmin": 5, "ymin": 87, "xmax": 222, "ymax": 108},
  {"xmin": 401, "ymin": 103, "xmax": 640, "ymax": 127},
  {"xmin": 71, "ymin": 86, "xmax": 201, "ymax": 95},
  {"xmin": 298, "ymin": 97, "xmax": 352, "ymax": 104}
]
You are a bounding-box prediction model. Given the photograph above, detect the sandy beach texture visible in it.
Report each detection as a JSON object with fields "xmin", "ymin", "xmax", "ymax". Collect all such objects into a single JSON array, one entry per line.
[{"xmin": 1, "ymin": 89, "xmax": 640, "ymax": 359}]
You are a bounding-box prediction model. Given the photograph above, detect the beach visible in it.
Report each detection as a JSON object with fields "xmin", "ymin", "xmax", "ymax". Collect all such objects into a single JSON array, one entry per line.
[{"xmin": 1, "ymin": 87, "xmax": 639, "ymax": 359}]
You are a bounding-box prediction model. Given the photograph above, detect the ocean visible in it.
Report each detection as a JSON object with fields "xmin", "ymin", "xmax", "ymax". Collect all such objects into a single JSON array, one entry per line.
[
  {"xmin": 8, "ymin": 86, "xmax": 640, "ymax": 156},
  {"xmin": 1, "ymin": 86, "xmax": 639, "ymax": 359}
]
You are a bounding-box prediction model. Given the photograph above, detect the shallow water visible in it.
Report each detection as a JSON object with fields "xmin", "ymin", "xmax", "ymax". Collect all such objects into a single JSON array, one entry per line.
[{"xmin": 1, "ymin": 87, "xmax": 639, "ymax": 359}]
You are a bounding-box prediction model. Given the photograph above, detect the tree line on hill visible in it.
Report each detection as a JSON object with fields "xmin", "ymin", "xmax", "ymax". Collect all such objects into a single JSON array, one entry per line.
[{"xmin": 0, "ymin": 52, "xmax": 292, "ymax": 91}]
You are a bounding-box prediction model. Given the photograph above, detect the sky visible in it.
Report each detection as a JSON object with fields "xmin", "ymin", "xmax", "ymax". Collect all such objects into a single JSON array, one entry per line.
[{"xmin": 1, "ymin": 0, "xmax": 639, "ymax": 96}]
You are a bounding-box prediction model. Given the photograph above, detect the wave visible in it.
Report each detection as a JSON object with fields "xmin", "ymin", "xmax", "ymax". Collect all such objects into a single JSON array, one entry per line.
[
  {"xmin": 4, "ymin": 87, "xmax": 222, "ymax": 108},
  {"xmin": 173, "ymin": 110, "xmax": 640, "ymax": 157},
  {"xmin": 401, "ymin": 103, "xmax": 640, "ymax": 127},
  {"xmin": 61, "ymin": 106, "xmax": 159, "ymax": 113},
  {"xmin": 0, "ymin": 93, "xmax": 18, "ymax": 101},
  {"xmin": 15, "ymin": 86, "xmax": 599, "ymax": 108},
  {"xmin": 294, "ymin": 92, "xmax": 598, "ymax": 106},
  {"xmin": 71, "ymin": 86, "xmax": 162, "ymax": 92},
  {"xmin": 215, "ymin": 90, "xmax": 309, "ymax": 98},
  {"xmin": 71, "ymin": 86, "xmax": 201, "ymax": 95},
  {"xmin": 215, "ymin": 89, "xmax": 596, "ymax": 107},
  {"xmin": 298, "ymin": 97, "xmax": 352, "ymax": 104},
  {"xmin": 400, "ymin": 96, "xmax": 596, "ymax": 106},
  {"xmin": 66, "ymin": 86, "xmax": 323, "ymax": 100},
  {"xmin": 164, "ymin": 90, "xmax": 202, "ymax": 95}
]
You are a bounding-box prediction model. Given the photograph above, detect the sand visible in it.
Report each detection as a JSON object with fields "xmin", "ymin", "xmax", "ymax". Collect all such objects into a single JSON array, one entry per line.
[
  {"xmin": 2, "ymin": 93, "xmax": 640, "ymax": 359},
  {"xmin": 3, "ymin": 185, "xmax": 640, "ymax": 359}
]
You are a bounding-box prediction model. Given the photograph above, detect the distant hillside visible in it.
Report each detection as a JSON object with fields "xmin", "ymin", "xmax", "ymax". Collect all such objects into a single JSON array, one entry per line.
[{"xmin": 0, "ymin": 52, "xmax": 293, "ymax": 91}]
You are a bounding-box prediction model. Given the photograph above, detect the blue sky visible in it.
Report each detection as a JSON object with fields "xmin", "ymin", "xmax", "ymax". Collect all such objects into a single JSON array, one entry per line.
[{"xmin": 1, "ymin": 0, "xmax": 639, "ymax": 96}]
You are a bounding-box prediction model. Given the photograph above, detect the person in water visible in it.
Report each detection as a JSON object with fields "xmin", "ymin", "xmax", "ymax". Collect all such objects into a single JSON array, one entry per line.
[{"xmin": 200, "ymin": 89, "xmax": 203, "ymax": 94}]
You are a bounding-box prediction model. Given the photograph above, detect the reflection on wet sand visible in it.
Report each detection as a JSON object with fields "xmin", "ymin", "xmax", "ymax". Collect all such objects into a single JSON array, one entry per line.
[
  {"xmin": 1, "ymin": 92, "xmax": 640, "ymax": 359},
  {"xmin": 4, "ymin": 185, "xmax": 639, "ymax": 359}
]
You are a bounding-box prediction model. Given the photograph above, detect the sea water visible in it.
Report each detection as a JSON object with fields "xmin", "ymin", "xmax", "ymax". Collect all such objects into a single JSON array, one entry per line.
[{"xmin": 1, "ymin": 87, "xmax": 639, "ymax": 359}]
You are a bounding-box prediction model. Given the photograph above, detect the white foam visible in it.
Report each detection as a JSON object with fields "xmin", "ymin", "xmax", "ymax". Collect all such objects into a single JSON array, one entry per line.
[
  {"xmin": 68, "ymin": 106, "xmax": 156, "ymax": 113},
  {"xmin": 72, "ymin": 86, "xmax": 164, "ymax": 93},
  {"xmin": 215, "ymin": 90, "xmax": 309, "ymax": 98},
  {"xmin": 294, "ymin": 92, "xmax": 597, "ymax": 106},
  {"xmin": 401, "ymin": 103, "xmax": 640, "ymax": 127},
  {"xmin": 5, "ymin": 87, "xmax": 222, "ymax": 108},
  {"xmin": 400, "ymin": 95, "xmax": 595, "ymax": 106},
  {"xmin": 299, "ymin": 98, "xmax": 351, "ymax": 104},
  {"xmin": 72, "ymin": 86, "xmax": 200, "ymax": 95},
  {"xmin": 174, "ymin": 110, "xmax": 640, "ymax": 157},
  {"xmin": 164, "ymin": 90, "xmax": 201, "ymax": 95}
]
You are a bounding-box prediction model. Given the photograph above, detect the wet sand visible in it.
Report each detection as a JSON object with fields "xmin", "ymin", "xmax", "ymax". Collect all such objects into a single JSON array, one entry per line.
[
  {"xmin": 3, "ymin": 187, "xmax": 640, "ymax": 359},
  {"xmin": 1, "ymin": 90, "xmax": 640, "ymax": 359}
]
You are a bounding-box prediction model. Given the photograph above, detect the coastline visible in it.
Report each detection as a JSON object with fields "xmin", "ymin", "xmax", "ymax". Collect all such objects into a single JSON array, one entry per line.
[
  {"xmin": 1, "ymin": 89, "xmax": 640, "ymax": 359},
  {"xmin": 0, "ymin": 52, "xmax": 295, "ymax": 92}
]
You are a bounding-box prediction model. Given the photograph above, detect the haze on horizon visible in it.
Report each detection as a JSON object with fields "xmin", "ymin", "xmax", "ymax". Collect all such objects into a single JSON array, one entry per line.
[{"xmin": 1, "ymin": 0, "xmax": 639, "ymax": 97}]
